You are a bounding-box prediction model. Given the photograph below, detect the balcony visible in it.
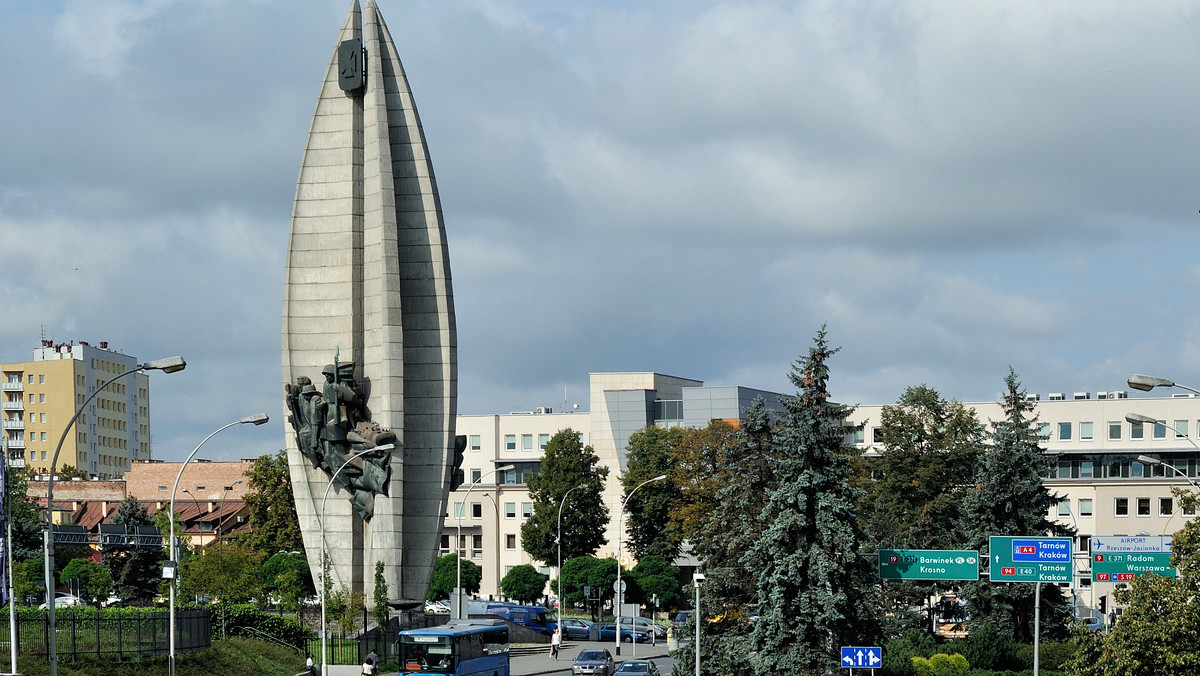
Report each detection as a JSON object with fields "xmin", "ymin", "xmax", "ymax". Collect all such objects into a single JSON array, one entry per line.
[
  {"xmin": 2, "ymin": 420, "xmax": 24, "ymax": 430},
  {"xmin": 2, "ymin": 402, "xmax": 23, "ymax": 411},
  {"xmin": 6, "ymin": 438, "xmax": 24, "ymax": 450},
  {"xmin": 1, "ymin": 382, "xmax": 22, "ymax": 392}
]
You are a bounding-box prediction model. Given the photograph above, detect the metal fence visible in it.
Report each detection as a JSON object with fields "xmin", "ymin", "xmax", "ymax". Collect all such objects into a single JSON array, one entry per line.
[
  {"xmin": 307, "ymin": 609, "xmax": 448, "ymax": 666},
  {"xmin": 5, "ymin": 607, "xmax": 211, "ymax": 662}
]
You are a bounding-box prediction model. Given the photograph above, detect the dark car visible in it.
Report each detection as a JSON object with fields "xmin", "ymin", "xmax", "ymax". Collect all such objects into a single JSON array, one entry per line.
[
  {"xmin": 615, "ymin": 660, "xmax": 661, "ymax": 676},
  {"xmin": 594, "ymin": 622, "xmax": 651, "ymax": 643},
  {"xmin": 558, "ymin": 617, "xmax": 594, "ymax": 640},
  {"xmin": 573, "ymin": 649, "xmax": 615, "ymax": 676}
]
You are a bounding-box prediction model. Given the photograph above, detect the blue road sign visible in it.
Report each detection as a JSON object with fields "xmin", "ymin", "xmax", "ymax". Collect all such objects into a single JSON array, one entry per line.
[{"xmin": 840, "ymin": 646, "xmax": 882, "ymax": 669}]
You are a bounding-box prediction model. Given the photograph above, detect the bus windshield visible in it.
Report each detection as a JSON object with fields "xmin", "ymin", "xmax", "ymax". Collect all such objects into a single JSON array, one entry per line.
[{"xmin": 399, "ymin": 623, "xmax": 509, "ymax": 676}]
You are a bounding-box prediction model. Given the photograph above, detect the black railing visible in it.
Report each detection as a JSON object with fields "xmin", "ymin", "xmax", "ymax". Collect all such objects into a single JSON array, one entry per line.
[
  {"xmin": 305, "ymin": 609, "xmax": 448, "ymax": 666},
  {"xmin": 5, "ymin": 607, "xmax": 210, "ymax": 662}
]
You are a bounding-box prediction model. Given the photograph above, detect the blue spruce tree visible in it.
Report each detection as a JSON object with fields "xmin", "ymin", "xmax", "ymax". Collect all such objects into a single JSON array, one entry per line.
[{"xmin": 748, "ymin": 328, "xmax": 879, "ymax": 675}]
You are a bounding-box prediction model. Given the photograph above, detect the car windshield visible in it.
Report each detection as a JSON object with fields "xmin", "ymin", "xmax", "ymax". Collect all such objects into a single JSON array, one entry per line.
[
  {"xmin": 578, "ymin": 651, "xmax": 607, "ymax": 661},
  {"xmin": 618, "ymin": 664, "xmax": 649, "ymax": 672}
]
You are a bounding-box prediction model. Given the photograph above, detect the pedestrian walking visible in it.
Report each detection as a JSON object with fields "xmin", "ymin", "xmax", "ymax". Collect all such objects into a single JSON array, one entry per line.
[
  {"xmin": 306, "ymin": 652, "xmax": 316, "ymax": 676},
  {"xmin": 550, "ymin": 627, "xmax": 561, "ymax": 660}
]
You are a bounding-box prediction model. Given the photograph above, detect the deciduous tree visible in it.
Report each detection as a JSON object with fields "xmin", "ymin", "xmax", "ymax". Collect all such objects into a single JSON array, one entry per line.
[
  {"xmin": 102, "ymin": 497, "xmax": 165, "ymax": 604},
  {"xmin": 623, "ymin": 426, "xmax": 685, "ymax": 562},
  {"xmin": 521, "ymin": 429, "xmax": 609, "ymax": 564},
  {"xmin": 428, "ymin": 554, "xmax": 480, "ymax": 601},
  {"xmin": 501, "ymin": 564, "xmax": 547, "ymax": 605},
  {"xmin": 241, "ymin": 450, "xmax": 304, "ymax": 555}
]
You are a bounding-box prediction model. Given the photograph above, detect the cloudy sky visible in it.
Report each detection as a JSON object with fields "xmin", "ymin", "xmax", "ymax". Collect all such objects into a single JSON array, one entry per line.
[{"xmin": 2, "ymin": 0, "xmax": 1199, "ymax": 463}]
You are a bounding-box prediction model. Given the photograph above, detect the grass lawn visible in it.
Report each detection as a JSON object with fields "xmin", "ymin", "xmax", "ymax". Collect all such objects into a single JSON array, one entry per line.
[{"xmin": 12, "ymin": 637, "xmax": 307, "ymax": 676}]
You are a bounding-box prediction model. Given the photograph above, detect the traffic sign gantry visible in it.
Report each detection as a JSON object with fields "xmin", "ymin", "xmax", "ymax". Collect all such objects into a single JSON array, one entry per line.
[
  {"xmin": 989, "ymin": 536, "xmax": 1072, "ymax": 583},
  {"xmin": 1091, "ymin": 536, "xmax": 1176, "ymax": 581},
  {"xmin": 879, "ymin": 549, "xmax": 979, "ymax": 580}
]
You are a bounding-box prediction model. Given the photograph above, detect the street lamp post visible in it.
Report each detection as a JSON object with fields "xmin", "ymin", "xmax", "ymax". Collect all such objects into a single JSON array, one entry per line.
[
  {"xmin": 455, "ymin": 465, "xmax": 514, "ymax": 618},
  {"xmin": 180, "ymin": 488, "xmax": 203, "ymax": 546},
  {"xmin": 218, "ymin": 479, "xmax": 243, "ymax": 549},
  {"xmin": 45, "ymin": 355, "xmax": 185, "ymax": 676},
  {"xmin": 169, "ymin": 413, "xmax": 269, "ymax": 676},
  {"xmin": 556, "ymin": 484, "xmax": 586, "ymax": 623},
  {"xmin": 319, "ymin": 444, "xmax": 395, "ymax": 676},
  {"xmin": 615, "ymin": 474, "xmax": 667, "ymax": 655},
  {"xmin": 1128, "ymin": 374, "xmax": 1200, "ymax": 396}
]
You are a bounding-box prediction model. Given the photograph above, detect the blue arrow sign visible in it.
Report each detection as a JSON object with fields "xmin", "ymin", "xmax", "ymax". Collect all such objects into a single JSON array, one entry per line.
[{"xmin": 840, "ymin": 646, "xmax": 882, "ymax": 668}]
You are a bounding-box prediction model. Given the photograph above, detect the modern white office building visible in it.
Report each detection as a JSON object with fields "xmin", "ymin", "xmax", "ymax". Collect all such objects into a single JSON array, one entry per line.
[
  {"xmin": 847, "ymin": 388, "xmax": 1200, "ymax": 615},
  {"xmin": 447, "ymin": 374, "xmax": 1198, "ymax": 617}
]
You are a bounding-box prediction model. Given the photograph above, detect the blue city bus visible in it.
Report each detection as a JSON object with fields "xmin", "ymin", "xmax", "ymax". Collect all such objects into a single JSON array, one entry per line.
[{"xmin": 399, "ymin": 619, "xmax": 510, "ymax": 676}]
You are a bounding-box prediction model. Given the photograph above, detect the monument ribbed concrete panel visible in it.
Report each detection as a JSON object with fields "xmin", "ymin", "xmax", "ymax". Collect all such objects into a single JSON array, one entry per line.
[{"xmin": 282, "ymin": 0, "xmax": 456, "ymax": 606}]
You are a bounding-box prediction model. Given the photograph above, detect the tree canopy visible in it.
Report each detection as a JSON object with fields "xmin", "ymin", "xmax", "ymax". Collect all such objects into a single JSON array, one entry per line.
[
  {"xmin": 622, "ymin": 426, "xmax": 686, "ymax": 562},
  {"xmin": 501, "ymin": 564, "xmax": 548, "ymax": 604},
  {"xmin": 521, "ymin": 429, "xmax": 609, "ymax": 564},
  {"xmin": 240, "ymin": 450, "xmax": 304, "ymax": 556},
  {"xmin": 102, "ymin": 496, "xmax": 165, "ymax": 604},
  {"xmin": 428, "ymin": 554, "xmax": 481, "ymax": 601}
]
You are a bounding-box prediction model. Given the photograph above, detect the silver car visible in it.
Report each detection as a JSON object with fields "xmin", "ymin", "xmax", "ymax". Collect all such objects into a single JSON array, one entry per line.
[{"xmin": 573, "ymin": 649, "xmax": 615, "ymax": 676}]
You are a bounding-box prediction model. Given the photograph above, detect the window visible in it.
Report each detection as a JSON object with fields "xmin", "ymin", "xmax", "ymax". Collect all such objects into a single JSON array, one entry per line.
[
  {"xmin": 40, "ymin": 432, "xmax": 45, "ymax": 441},
  {"xmin": 871, "ymin": 427, "xmax": 882, "ymax": 443},
  {"xmin": 1078, "ymin": 499, "xmax": 1093, "ymax": 517},
  {"xmin": 1131, "ymin": 422, "xmax": 1144, "ymax": 440},
  {"xmin": 1108, "ymin": 421, "xmax": 1122, "ymax": 441},
  {"xmin": 471, "ymin": 502, "xmax": 482, "ymax": 519},
  {"xmin": 521, "ymin": 502, "xmax": 533, "ymax": 519},
  {"xmin": 38, "ymin": 375, "xmax": 44, "ymax": 384},
  {"xmin": 27, "ymin": 375, "xmax": 32, "ymax": 384},
  {"xmin": 440, "ymin": 534, "xmax": 450, "ymax": 550},
  {"xmin": 1038, "ymin": 423, "xmax": 1051, "ymax": 440},
  {"xmin": 469, "ymin": 434, "xmax": 481, "ymax": 451},
  {"xmin": 1115, "ymin": 498, "xmax": 1129, "ymax": 516},
  {"xmin": 1080, "ymin": 461, "xmax": 1093, "ymax": 478},
  {"xmin": 505, "ymin": 434, "xmax": 516, "ymax": 451},
  {"xmin": 1160, "ymin": 497, "xmax": 1174, "ymax": 516},
  {"xmin": 472, "ymin": 534, "xmax": 483, "ymax": 559},
  {"xmin": 505, "ymin": 534, "xmax": 517, "ymax": 550},
  {"xmin": 453, "ymin": 502, "xmax": 464, "ymax": 519},
  {"xmin": 1176, "ymin": 420, "xmax": 1189, "ymax": 438},
  {"xmin": 39, "ymin": 394, "xmax": 45, "ymax": 403},
  {"xmin": 538, "ymin": 434, "xmax": 550, "ymax": 450},
  {"xmin": 1058, "ymin": 422, "xmax": 1072, "ymax": 441},
  {"xmin": 1057, "ymin": 501, "xmax": 1071, "ymax": 517},
  {"xmin": 39, "ymin": 413, "xmax": 45, "ymax": 423},
  {"xmin": 851, "ymin": 429, "xmax": 865, "ymax": 445},
  {"xmin": 1137, "ymin": 498, "xmax": 1151, "ymax": 516},
  {"xmin": 470, "ymin": 468, "xmax": 482, "ymax": 484},
  {"xmin": 1186, "ymin": 501, "xmax": 1197, "ymax": 517},
  {"xmin": 522, "ymin": 434, "xmax": 533, "ymax": 451},
  {"xmin": 158, "ymin": 485, "xmax": 167, "ymax": 492},
  {"xmin": 504, "ymin": 502, "xmax": 516, "ymax": 519},
  {"xmin": 1154, "ymin": 421, "xmax": 1167, "ymax": 439},
  {"xmin": 1080, "ymin": 422, "xmax": 1093, "ymax": 441}
]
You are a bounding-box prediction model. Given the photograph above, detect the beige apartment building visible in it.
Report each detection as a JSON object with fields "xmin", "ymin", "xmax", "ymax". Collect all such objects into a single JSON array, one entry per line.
[{"xmin": 2, "ymin": 340, "xmax": 153, "ymax": 478}]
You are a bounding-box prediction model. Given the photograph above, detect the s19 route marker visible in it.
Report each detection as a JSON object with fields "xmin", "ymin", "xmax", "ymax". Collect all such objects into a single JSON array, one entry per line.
[{"xmin": 989, "ymin": 536, "xmax": 1072, "ymax": 583}]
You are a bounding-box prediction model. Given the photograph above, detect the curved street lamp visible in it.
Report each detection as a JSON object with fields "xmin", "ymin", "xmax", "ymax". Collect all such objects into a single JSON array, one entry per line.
[
  {"xmin": 169, "ymin": 413, "xmax": 269, "ymax": 676},
  {"xmin": 218, "ymin": 479, "xmax": 243, "ymax": 549},
  {"xmin": 455, "ymin": 465, "xmax": 514, "ymax": 618},
  {"xmin": 615, "ymin": 474, "xmax": 667, "ymax": 655},
  {"xmin": 1127, "ymin": 374, "xmax": 1200, "ymax": 396},
  {"xmin": 319, "ymin": 444, "xmax": 395, "ymax": 676},
  {"xmin": 45, "ymin": 355, "xmax": 185, "ymax": 676},
  {"xmin": 556, "ymin": 484, "xmax": 586, "ymax": 623}
]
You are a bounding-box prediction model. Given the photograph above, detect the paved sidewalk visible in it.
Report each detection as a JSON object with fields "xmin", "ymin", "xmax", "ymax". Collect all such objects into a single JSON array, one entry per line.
[{"xmin": 315, "ymin": 641, "xmax": 676, "ymax": 676}]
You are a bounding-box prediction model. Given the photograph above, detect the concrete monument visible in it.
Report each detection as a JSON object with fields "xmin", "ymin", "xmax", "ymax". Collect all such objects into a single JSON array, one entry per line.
[{"xmin": 282, "ymin": 0, "xmax": 456, "ymax": 606}]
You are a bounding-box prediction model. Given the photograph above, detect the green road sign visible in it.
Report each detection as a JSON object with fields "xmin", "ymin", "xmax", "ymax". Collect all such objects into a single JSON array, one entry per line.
[
  {"xmin": 879, "ymin": 549, "xmax": 980, "ymax": 580},
  {"xmin": 1093, "ymin": 551, "xmax": 1176, "ymax": 582},
  {"xmin": 989, "ymin": 536, "xmax": 1072, "ymax": 583}
]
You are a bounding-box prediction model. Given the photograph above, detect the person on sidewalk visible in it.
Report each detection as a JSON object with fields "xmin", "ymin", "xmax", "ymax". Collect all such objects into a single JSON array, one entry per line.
[
  {"xmin": 550, "ymin": 627, "xmax": 561, "ymax": 660},
  {"xmin": 306, "ymin": 652, "xmax": 316, "ymax": 676}
]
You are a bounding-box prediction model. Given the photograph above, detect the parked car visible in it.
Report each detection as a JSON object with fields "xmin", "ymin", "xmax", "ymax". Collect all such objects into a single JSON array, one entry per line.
[
  {"xmin": 425, "ymin": 600, "xmax": 450, "ymax": 614},
  {"xmin": 573, "ymin": 649, "xmax": 615, "ymax": 676},
  {"xmin": 615, "ymin": 660, "xmax": 661, "ymax": 676},
  {"xmin": 619, "ymin": 616, "xmax": 667, "ymax": 639},
  {"xmin": 38, "ymin": 593, "xmax": 83, "ymax": 609},
  {"xmin": 1077, "ymin": 615, "xmax": 1104, "ymax": 632},
  {"xmin": 594, "ymin": 622, "xmax": 651, "ymax": 643},
  {"xmin": 557, "ymin": 617, "xmax": 594, "ymax": 640},
  {"xmin": 671, "ymin": 611, "xmax": 692, "ymax": 630}
]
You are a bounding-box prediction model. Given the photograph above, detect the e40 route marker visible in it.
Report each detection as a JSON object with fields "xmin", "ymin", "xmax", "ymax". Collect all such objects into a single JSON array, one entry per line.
[{"xmin": 989, "ymin": 536, "xmax": 1072, "ymax": 583}]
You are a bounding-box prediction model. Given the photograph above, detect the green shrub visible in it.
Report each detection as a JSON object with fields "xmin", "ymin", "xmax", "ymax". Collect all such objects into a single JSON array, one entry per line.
[
  {"xmin": 216, "ymin": 604, "xmax": 312, "ymax": 648},
  {"xmin": 913, "ymin": 652, "xmax": 968, "ymax": 676},
  {"xmin": 884, "ymin": 629, "xmax": 938, "ymax": 676},
  {"xmin": 960, "ymin": 620, "xmax": 1018, "ymax": 671}
]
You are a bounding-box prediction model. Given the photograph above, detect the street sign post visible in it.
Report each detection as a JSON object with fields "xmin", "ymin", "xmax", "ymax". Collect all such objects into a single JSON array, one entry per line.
[
  {"xmin": 1091, "ymin": 536, "xmax": 1176, "ymax": 581},
  {"xmin": 879, "ymin": 549, "xmax": 979, "ymax": 580},
  {"xmin": 989, "ymin": 536, "xmax": 1072, "ymax": 583},
  {"xmin": 840, "ymin": 646, "xmax": 882, "ymax": 670}
]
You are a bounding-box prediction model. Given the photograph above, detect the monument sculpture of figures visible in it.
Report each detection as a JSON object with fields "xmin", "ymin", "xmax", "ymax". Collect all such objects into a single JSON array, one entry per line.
[
  {"xmin": 282, "ymin": 0, "xmax": 457, "ymax": 608},
  {"xmin": 285, "ymin": 360, "xmax": 397, "ymax": 520}
]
